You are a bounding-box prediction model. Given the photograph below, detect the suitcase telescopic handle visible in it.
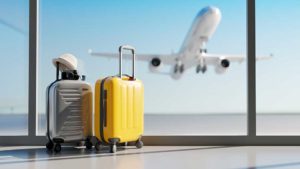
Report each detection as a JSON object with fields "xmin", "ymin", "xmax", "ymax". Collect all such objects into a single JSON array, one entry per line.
[
  {"xmin": 119, "ymin": 45, "xmax": 135, "ymax": 80},
  {"xmin": 56, "ymin": 62, "xmax": 60, "ymax": 80}
]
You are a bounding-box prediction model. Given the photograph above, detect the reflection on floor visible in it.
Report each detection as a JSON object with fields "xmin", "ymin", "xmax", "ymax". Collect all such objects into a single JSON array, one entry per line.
[
  {"xmin": 3, "ymin": 114, "xmax": 300, "ymax": 135},
  {"xmin": 1, "ymin": 146, "xmax": 300, "ymax": 169}
]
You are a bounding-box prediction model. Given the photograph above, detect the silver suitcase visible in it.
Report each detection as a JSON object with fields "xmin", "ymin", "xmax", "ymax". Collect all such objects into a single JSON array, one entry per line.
[{"xmin": 46, "ymin": 63, "xmax": 93, "ymax": 152}]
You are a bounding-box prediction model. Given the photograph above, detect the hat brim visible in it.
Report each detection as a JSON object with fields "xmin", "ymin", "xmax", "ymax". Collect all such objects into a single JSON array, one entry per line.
[{"xmin": 52, "ymin": 58, "xmax": 77, "ymax": 70}]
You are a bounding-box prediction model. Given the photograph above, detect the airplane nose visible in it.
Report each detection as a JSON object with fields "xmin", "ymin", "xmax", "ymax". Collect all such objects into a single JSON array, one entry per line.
[
  {"xmin": 197, "ymin": 6, "xmax": 221, "ymax": 18},
  {"xmin": 207, "ymin": 6, "xmax": 221, "ymax": 15}
]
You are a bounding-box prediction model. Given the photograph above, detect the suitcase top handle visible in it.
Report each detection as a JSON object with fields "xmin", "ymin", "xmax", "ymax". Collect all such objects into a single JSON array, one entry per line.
[
  {"xmin": 55, "ymin": 61, "xmax": 81, "ymax": 81},
  {"xmin": 119, "ymin": 45, "xmax": 135, "ymax": 80}
]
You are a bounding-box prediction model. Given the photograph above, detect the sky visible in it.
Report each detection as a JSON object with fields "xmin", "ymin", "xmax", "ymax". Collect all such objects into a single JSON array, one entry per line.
[
  {"xmin": 0, "ymin": 0, "xmax": 300, "ymax": 114},
  {"xmin": 0, "ymin": 0, "xmax": 29, "ymax": 114}
]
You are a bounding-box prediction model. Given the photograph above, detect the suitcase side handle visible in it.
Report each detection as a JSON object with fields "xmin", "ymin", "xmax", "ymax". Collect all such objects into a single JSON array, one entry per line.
[{"xmin": 119, "ymin": 45, "xmax": 136, "ymax": 80}]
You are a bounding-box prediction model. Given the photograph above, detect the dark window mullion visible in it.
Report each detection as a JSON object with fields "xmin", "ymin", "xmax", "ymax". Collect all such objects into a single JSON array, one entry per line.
[{"xmin": 247, "ymin": 0, "xmax": 256, "ymax": 137}]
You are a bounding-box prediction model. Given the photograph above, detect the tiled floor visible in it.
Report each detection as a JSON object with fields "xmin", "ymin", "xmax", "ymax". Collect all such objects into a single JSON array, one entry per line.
[{"xmin": 1, "ymin": 146, "xmax": 300, "ymax": 169}]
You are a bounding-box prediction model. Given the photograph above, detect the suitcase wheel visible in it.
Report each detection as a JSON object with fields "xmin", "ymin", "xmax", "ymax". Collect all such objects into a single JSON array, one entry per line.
[
  {"xmin": 109, "ymin": 144, "xmax": 117, "ymax": 153},
  {"xmin": 108, "ymin": 138, "xmax": 119, "ymax": 153},
  {"xmin": 85, "ymin": 140, "xmax": 93, "ymax": 150},
  {"xmin": 135, "ymin": 140, "xmax": 143, "ymax": 149},
  {"xmin": 54, "ymin": 143, "xmax": 62, "ymax": 153},
  {"xmin": 95, "ymin": 142, "xmax": 103, "ymax": 151},
  {"xmin": 46, "ymin": 141, "xmax": 54, "ymax": 150}
]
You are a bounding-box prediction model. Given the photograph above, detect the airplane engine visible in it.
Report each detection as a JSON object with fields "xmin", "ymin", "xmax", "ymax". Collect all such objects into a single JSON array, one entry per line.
[
  {"xmin": 215, "ymin": 58, "xmax": 230, "ymax": 74},
  {"xmin": 149, "ymin": 57, "xmax": 163, "ymax": 72}
]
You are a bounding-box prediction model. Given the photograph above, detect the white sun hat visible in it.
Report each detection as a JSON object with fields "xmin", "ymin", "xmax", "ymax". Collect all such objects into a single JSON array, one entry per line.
[{"xmin": 52, "ymin": 53, "xmax": 78, "ymax": 71}]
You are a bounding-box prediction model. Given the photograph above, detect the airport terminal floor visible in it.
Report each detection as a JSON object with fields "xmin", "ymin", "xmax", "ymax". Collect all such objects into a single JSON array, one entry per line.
[{"xmin": 1, "ymin": 146, "xmax": 300, "ymax": 169}]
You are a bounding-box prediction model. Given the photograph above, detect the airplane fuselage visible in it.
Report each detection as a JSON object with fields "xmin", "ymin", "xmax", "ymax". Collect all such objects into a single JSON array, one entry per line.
[
  {"xmin": 179, "ymin": 6, "xmax": 221, "ymax": 57},
  {"xmin": 172, "ymin": 6, "xmax": 222, "ymax": 79}
]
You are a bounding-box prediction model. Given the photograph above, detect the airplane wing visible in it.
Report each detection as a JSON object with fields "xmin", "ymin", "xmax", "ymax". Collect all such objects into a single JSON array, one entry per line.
[
  {"xmin": 203, "ymin": 53, "xmax": 273, "ymax": 64},
  {"xmin": 88, "ymin": 49, "xmax": 177, "ymax": 65}
]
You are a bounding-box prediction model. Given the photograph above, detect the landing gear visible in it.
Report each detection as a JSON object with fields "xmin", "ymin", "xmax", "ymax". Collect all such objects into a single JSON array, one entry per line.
[
  {"xmin": 200, "ymin": 48, "xmax": 207, "ymax": 54},
  {"xmin": 174, "ymin": 64, "xmax": 184, "ymax": 74},
  {"xmin": 180, "ymin": 65, "xmax": 184, "ymax": 73},
  {"xmin": 196, "ymin": 64, "xmax": 207, "ymax": 73},
  {"xmin": 196, "ymin": 65, "xmax": 201, "ymax": 73},
  {"xmin": 174, "ymin": 65, "xmax": 179, "ymax": 73}
]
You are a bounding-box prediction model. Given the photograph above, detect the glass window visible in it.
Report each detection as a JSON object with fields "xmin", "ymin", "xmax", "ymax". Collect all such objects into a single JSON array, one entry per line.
[
  {"xmin": 0, "ymin": 0, "xmax": 29, "ymax": 135},
  {"xmin": 256, "ymin": 0, "xmax": 300, "ymax": 135},
  {"xmin": 38, "ymin": 0, "xmax": 247, "ymax": 135}
]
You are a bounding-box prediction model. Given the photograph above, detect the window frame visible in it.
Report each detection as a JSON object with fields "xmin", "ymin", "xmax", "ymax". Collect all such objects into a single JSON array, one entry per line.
[{"xmin": 1, "ymin": 0, "xmax": 300, "ymax": 146}]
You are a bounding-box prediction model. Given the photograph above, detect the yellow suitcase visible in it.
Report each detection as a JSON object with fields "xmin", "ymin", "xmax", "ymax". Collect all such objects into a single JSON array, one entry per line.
[{"xmin": 94, "ymin": 45, "xmax": 144, "ymax": 153}]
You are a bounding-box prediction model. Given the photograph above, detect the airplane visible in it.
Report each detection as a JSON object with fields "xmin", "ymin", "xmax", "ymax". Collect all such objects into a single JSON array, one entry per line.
[{"xmin": 89, "ymin": 6, "xmax": 272, "ymax": 80}]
